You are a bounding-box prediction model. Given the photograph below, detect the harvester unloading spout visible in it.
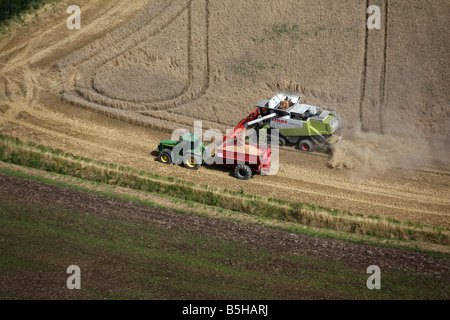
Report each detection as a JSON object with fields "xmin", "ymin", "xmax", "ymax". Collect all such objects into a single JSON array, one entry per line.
[{"xmin": 222, "ymin": 107, "xmax": 276, "ymax": 149}]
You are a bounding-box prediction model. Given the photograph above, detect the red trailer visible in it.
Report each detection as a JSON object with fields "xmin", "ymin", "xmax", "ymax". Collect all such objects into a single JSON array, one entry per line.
[
  {"xmin": 213, "ymin": 141, "xmax": 272, "ymax": 180},
  {"xmin": 212, "ymin": 107, "xmax": 274, "ymax": 180}
]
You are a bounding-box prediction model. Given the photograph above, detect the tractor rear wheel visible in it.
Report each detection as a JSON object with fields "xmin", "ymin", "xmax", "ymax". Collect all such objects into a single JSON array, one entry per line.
[
  {"xmin": 234, "ymin": 164, "xmax": 252, "ymax": 180},
  {"xmin": 183, "ymin": 153, "xmax": 201, "ymax": 170},
  {"xmin": 299, "ymin": 139, "xmax": 313, "ymax": 152},
  {"xmin": 158, "ymin": 150, "xmax": 173, "ymax": 164}
]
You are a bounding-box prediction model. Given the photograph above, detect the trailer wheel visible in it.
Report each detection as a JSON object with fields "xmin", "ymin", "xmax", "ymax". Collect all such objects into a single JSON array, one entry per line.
[
  {"xmin": 158, "ymin": 150, "xmax": 172, "ymax": 164},
  {"xmin": 183, "ymin": 153, "xmax": 201, "ymax": 170},
  {"xmin": 234, "ymin": 164, "xmax": 252, "ymax": 180},
  {"xmin": 299, "ymin": 139, "xmax": 313, "ymax": 152}
]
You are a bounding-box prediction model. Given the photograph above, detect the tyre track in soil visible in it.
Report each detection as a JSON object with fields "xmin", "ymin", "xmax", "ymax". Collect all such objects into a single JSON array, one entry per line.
[
  {"xmin": 0, "ymin": 0, "xmax": 137, "ymax": 70},
  {"xmin": 72, "ymin": 0, "xmax": 194, "ymax": 110},
  {"xmin": 1, "ymin": 172, "xmax": 449, "ymax": 278},
  {"xmin": 360, "ymin": 0, "xmax": 388, "ymax": 133},
  {"xmin": 359, "ymin": 0, "xmax": 370, "ymax": 129},
  {"xmin": 63, "ymin": 0, "xmax": 211, "ymax": 114},
  {"xmin": 0, "ymin": 0, "xmax": 151, "ymax": 124},
  {"xmin": 379, "ymin": 0, "xmax": 389, "ymax": 133}
]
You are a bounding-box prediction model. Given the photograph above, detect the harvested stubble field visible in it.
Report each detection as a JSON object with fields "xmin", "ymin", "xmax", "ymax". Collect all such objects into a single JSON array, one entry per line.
[{"xmin": 0, "ymin": 0, "xmax": 449, "ymax": 299}]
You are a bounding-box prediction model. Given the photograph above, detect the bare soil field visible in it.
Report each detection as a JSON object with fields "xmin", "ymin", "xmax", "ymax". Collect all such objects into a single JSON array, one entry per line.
[
  {"xmin": 0, "ymin": 0, "xmax": 449, "ymax": 232},
  {"xmin": 1, "ymin": 172, "xmax": 448, "ymax": 299}
]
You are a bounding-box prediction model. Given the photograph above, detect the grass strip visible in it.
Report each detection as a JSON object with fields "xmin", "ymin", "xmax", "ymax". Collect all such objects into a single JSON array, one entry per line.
[{"xmin": 1, "ymin": 162, "xmax": 449, "ymax": 258}]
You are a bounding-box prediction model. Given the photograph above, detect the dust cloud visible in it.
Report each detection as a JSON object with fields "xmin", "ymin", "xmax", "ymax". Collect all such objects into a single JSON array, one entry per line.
[{"xmin": 328, "ymin": 121, "xmax": 450, "ymax": 177}]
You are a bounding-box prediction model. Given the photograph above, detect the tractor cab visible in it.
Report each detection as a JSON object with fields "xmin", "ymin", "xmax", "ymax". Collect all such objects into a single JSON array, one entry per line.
[
  {"xmin": 177, "ymin": 132, "xmax": 206, "ymax": 155},
  {"xmin": 157, "ymin": 132, "xmax": 206, "ymax": 169},
  {"xmin": 180, "ymin": 132, "xmax": 201, "ymax": 143},
  {"xmin": 157, "ymin": 132, "xmax": 204, "ymax": 153}
]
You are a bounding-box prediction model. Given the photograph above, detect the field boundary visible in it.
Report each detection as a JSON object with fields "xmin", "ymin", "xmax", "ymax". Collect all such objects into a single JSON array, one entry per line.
[{"xmin": 0, "ymin": 134, "xmax": 448, "ymax": 254}]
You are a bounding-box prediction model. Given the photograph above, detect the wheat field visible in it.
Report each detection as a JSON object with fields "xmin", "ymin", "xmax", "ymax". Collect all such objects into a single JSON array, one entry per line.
[{"xmin": 0, "ymin": 0, "xmax": 449, "ymax": 229}]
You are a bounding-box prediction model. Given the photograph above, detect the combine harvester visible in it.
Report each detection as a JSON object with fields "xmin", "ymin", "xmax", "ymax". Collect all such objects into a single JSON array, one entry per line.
[{"xmin": 253, "ymin": 92, "xmax": 343, "ymax": 152}]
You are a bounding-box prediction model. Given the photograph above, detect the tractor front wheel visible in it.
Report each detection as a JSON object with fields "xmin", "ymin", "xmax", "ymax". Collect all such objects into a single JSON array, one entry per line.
[
  {"xmin": 183, "ymin": 153, "xmax": 201, "ymax": 170},
  {"xmin": 234, "ymin": 164, "xmax": 252, "ymax": 180},
  {"xmin": 158, "ymin": 150, "xmax": 173, "ymax": 164},
  {"xmin": 299, "ymin": 139, "xmax": 313, "ymax": 152}
]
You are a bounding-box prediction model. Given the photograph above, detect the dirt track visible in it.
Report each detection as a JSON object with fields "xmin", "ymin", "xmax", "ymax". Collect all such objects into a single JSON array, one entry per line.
[{"xmin": 0, "ymin": 0, "xmax": 449, "ymax": 229}]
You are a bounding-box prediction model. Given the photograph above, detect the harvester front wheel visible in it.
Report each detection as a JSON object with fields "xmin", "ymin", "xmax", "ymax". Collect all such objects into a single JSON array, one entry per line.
[
  {"xmin": 299, "ymin": 139, "xmax": 313, "ymax": 152},
  {"xmin": 234, "ymin": 164, "xmax": 252, "ymax": 180},
  {"xmin": 183, "ymin": 153, "xmax": 201, "ymax": 170},
  {"xmin": 158, "ymin": 150, "xmax": 173, "ymax": 164},
  {"xmin": 269, "ymin": 136, "xmax": 286, "ymax": 147}
]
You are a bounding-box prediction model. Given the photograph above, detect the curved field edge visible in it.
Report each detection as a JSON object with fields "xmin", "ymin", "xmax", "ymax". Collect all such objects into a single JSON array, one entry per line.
[{"xmin": 0, "ymin": 135, "xmax": 448, "ymax": 254}]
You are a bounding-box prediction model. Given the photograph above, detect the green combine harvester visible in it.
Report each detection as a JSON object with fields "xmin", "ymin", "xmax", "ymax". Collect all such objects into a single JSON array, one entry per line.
[{"xmin": 254, "ymin": 92, "xmax": 342, "ymax": 152}]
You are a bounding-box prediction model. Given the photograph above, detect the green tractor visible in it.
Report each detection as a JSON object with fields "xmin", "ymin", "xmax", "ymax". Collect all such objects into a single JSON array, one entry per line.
[
  {"xmin": 156, "ymin": 130, "xmax": 273, "ymax": 180},
  {"xmin": 157, "ymin": 132, "xmax": 206, "ymax": 170}
]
